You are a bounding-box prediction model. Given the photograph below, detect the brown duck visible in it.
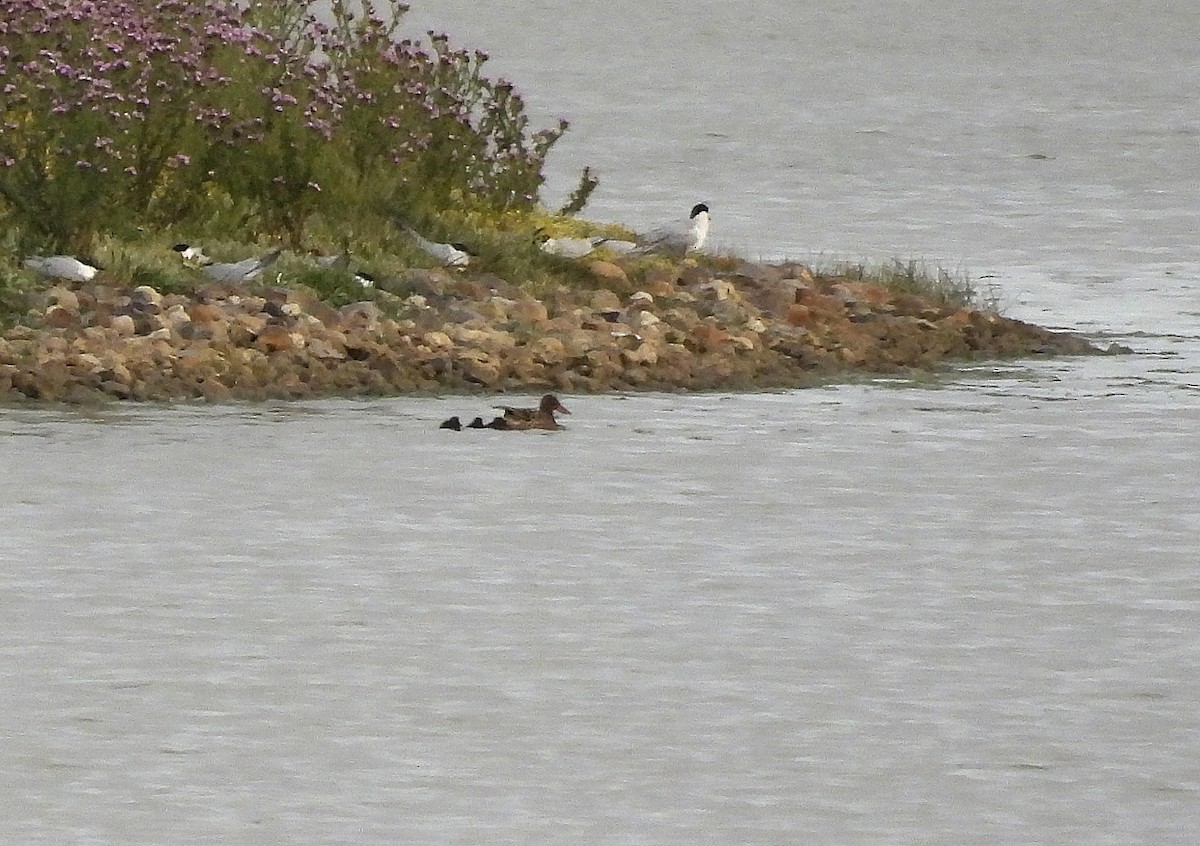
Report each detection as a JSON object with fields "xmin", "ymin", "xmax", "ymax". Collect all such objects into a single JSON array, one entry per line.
[{"xmin": 495, "ymin": 394, "xmax": 571, "ymax": 430}]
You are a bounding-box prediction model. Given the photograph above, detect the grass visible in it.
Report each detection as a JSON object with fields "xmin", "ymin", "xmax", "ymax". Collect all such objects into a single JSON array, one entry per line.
[
  {"xmin": 824, "ymin": 259, "xmax": 996, "ymax": 311},
  {"xmin": 0, "ymin": 211, "xmax": 1002, "ymax": 329}
]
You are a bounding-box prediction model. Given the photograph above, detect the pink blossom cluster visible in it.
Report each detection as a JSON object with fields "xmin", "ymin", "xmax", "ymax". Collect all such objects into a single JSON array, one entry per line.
[{"xmin": 0, "ymin": 0, "xmax": 566, "ymax": 248}]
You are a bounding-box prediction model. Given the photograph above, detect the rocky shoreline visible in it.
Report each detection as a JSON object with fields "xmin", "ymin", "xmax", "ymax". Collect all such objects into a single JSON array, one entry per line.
[{"xmin": 0, "ymin": 258, "xmax": 1123, "ymax": 403}]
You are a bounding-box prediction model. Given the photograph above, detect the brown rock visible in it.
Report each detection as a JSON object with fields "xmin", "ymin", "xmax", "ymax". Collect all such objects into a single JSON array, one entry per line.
[
  {"xmin": 131, "ymin": 285, "xmax": 163, "ymax": 307},
  {"xmin": 45, "ymin": 306, "xmax": 79, "ymax": 329},
  {"xmin": 48, "ymin": 286, "xmax": 80, "ymax": 313},
  {"xmin": 109, "ymin": 314, "xmax": 137, "ymax": 337},
  {"xmin": 588, "ymin": 260, "xmax": 628, "ymax": 286},
  {"xmin": 188, "ymin": 302, "xmax": 225, "ymax": 323},
  {"xmin": 255, "ymin": 325, "xmax": 297, "ymax": 353},
  {"xmin": 589, "ymin": 289, "xmax": 622, "ymax": 311},
  {"xmin": 511, "ymin": 297, "xmax": 549, "ymax": 325}
]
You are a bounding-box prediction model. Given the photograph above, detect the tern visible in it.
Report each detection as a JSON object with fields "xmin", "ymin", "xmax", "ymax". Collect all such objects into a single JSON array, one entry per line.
[
  {"xmin": 23, "ymin": 255, "xmax": 100, "ymax": 282},
  {"xmin": 539, "ymin": 235, "xmax": 604, "ymax": 259},
  {"xmin": 172, "ymin": 243, "xmax": 211, "ymax": 266},
  {"xmin": 636, "ymin": 203, "xmax": 711, "ymax": 255},
  {"xmin": 538, "ymin": 233, "xmax": 640, "ymax": 259},
  {"xmin": 198, "ymin": 248, "xmax": 283, "ymax": 283},
  {"xmin": 403, "ymin": 226, "xmax": 471, "ymax": 268},
  {"xmin": 310, "ymin": 251, "xmax": 373, "ymax": 287}
]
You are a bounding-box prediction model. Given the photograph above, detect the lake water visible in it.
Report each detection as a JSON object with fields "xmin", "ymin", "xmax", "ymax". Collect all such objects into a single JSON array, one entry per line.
[{"xmin": 2, "ymin": 1, "xmax": 1198, "ymax": 843}]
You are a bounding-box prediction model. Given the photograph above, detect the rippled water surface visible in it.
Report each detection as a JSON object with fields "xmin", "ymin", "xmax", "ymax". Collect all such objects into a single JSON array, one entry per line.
[{"xmin": 3, "ymin": 1, "xmax": 1200, "ymax": 842}]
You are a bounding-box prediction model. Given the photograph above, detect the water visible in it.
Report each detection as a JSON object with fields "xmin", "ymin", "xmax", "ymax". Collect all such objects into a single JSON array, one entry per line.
[{"xmin": 3, "ymin": 1, "xmax": 1199, "ymax": 842}]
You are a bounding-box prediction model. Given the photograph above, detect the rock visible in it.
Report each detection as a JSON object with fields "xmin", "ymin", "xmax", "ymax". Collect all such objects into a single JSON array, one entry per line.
[
  {"xmin": 588, "ymin": 260, "xmax": 628, "ymax": 286},
  {"xmin": 255, "ymin": 325, "xmax": 297, "ymax": 353},
  {"xmin": 45, "ymin": 306, "xmax": 79, "ymax": 329},
  {"xmin": 623, "ymin": 341, "xmax": 659, "ymax": 366},
  {"xmin": 511, "ymin": 297, "xmax": 549, "ymax": 325},
  {"xmin": 131, "ymin": 285, "xmax": 163, "ymax": 307},
  {"xmin": 421, "ymin": 331, "xmax": 454, "ymax": 351},
  {"xmin": 188, "ymin": 303, "xmax": 225, "ymax": 323},
  {"xmin": 109, "ymin": 314, "xmax": 137, "ymax": 337},
  {"xmin": 48, "ymin": 286, "xmax": 80, "ymax": 313},
  {"xmin": 589, "ymin": 289, "xmax": 622, "ymax": 311},
  {"xmin": 165, "ymin": 305, "xmax": 192, "ymax": 330}
]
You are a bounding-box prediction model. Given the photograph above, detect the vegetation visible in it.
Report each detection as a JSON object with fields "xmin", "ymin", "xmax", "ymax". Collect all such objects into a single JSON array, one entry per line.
[
  {"xmin": 827, "ymin": 259, "xmax": 989, "ymax": 311},
  {"xmin": 0, "ymin": 0, "xmax": 996, "ymax": 329},
  {"xmin": 0, "ymin": 0, "xmax": 573, "ymax": 254}
]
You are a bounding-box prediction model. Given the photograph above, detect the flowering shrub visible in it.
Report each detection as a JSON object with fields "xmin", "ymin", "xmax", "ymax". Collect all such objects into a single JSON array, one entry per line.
[{"xmin": 0, "ymin": 0, "xmax": 567, "ymax": 251}]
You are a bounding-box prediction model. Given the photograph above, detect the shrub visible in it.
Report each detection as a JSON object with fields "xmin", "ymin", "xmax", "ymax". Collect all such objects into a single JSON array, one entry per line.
[{"xmin": 0, "ymin": 0, "xmax": 568, "ymax": 252}]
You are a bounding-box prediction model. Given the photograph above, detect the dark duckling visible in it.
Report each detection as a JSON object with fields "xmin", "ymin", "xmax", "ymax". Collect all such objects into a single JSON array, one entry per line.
[
  {"xmin": 466, "ymin": 416, "xmax": 487, "ymax": 429},
  {"xmin": 495, "ymin": 394, "xmax": 571, "ymax": 430},
  {"xmin": 439, "ymin": 416, "xmax": 462, "ymax": 431}
]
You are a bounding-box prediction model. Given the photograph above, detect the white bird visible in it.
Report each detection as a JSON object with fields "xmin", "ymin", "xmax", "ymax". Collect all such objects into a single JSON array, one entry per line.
[
  {"xmin": 172, "ymin": 243, "xmax": 211, "ymax": 266},
  {"xmin": 593, "ymin": 237, "xmax": 638, "ymax": 255},
  {"xmin": 198, "ymin": 248, "xmax": 283, "ymax": 283},
  {"xmin": 403, "ymin": 226, "xmax": 471, "ymax": 267},
  {"xmin": 539, "ymin": 235, "xmax": 604, "ymax": 259},
  {"xmin": 23, "ymin": 255, "xmax": 100, "ymax": 282},
  {"xmin": 538, "ymin": 234, "xmax": 641, "ymax": 259},
  {"xmin": 313, "ymin": 252, "xmax": 351, "ymax": 270},
  {"xmin": 636, "ymin": 202, "xmax": 711, "ymax": 255},
  {"xmin": 313, "ymin": 252, "xmax": 376, "ymax": 288}
]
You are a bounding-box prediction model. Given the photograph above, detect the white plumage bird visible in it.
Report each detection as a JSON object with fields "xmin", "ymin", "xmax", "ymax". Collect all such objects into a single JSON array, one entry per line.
[
  {"xmin": 22, "ymin": 255, "xmax": 100, "ymax": 282},
  {"xmin": 403, "ymin": 226, "xmax": 471, "ymax": 268},
  {"xmin": 636, "ymin": 203, "xmax": 711, "ymax": 255},
  {"xmin": 539, "ymin": 235, "xmax": 604, "ymax": 259},
  {"xmin": 538, "ymin": 234, "xmax": 640, "ymax": 259},
  {"xmin": 198, "ymin": 248, "xmax": 283, "ymax": 283},
  {"xmin": 172, "ymin": 243, "xmax": 211, "ymax": 266}
]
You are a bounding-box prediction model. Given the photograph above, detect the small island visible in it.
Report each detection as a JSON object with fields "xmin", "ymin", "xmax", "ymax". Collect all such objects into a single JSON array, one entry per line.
[
  {"xmin": 0, "ymin": 0, "xmax": 1120, "ymax": 404},
  {"xmin": 0, "ymin": 252, "xmax": 1117, "ymax": 403}
]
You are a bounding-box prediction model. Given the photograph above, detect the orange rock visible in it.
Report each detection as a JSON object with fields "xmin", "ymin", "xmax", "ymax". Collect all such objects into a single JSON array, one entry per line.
[
  {"xmin": 255, "ymin": 325, "xmax": 296, "ymax": 353},
  {"xmin": 588, "ymin": 260, "xmax": 628, "ymax": 286},
  {"xmin": 786, "ymin": 304, "xmax": 814, "ymax": 327},
  {"xmin": 188, "ymin": 303, "xmax": 225, "ymax": 323}
]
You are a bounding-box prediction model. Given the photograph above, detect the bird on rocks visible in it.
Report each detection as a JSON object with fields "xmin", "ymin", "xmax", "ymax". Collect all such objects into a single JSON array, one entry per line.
[
  {"xmin": 495, "ymin": 394, "xmax": 571, "ymax": 430},
  {"xmin": 402, "ymin": 226, "xmax": 472, "ymax": 268},
  {"xmin": 197, "ymin": 248, "xmax": 283, "ymax": 283},
  {"xmin": 635, "ymin": 203, "xmax": 711, "ymax": 256},
  {"xmin": 22, "ymin": 255, "xmax": 100, "ymax": 282}
]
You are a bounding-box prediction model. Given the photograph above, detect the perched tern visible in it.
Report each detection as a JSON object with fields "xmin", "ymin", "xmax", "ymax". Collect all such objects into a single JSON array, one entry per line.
[
  {"xmin": 310, "ymin": 251, "xmax": 374, "ymax": 287},
  {"xmin": 172, "ymin": 243, "xmax": 211, "ymax": 265},
  {"xmin": 636, "ymin": 203, "xmax": 711, "ymax": 255},
  {"xmin": 539, "ymin": 235, "xmax": 604, "ymax": 259},
  {"xmin": 403, "ymin": 226, "xmax": 471, "ymax": 268},
  {"xmin": 538, "ymin": 233, "xmax": 640, "ymax": 259},
  {"xmin": 593, "ymin": 237, "xmax": 638, "ymax": 255},
  {"xmin": 198, "ymin": 248, "xmax": 283, "ymax": 283},
  {"xmin": 23, "ymin": 255, "xmax": 100, "ymax": 282},
  {"xmin": 314, "ymin": 252, "xmax": 351, "ymax": 270}
]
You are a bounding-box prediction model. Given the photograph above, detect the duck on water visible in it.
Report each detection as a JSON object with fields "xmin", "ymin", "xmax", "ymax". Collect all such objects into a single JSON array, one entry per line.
[{"xmin": 439, "ymin": 394, "xmax": 571, "ymax": 431}]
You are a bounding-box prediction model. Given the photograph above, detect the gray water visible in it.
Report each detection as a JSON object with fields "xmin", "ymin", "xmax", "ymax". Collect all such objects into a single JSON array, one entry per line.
[{"xmin": 3, "ymin": 1, "xmax": 1199, "ymax": 843}]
